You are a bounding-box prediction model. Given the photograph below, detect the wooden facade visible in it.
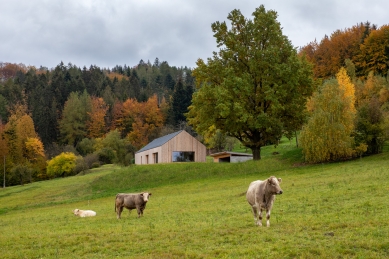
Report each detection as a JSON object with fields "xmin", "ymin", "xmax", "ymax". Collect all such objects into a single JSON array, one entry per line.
[{"xmin": 135, "ymin": 130, "xmax": 206, "ymax": 165}]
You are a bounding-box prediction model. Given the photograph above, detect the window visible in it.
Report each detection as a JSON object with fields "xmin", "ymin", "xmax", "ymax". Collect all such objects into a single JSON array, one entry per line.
[
  {"xmin": 172, "ymin": 152, "xmax": 195, "ymax": 162},
  {"xmin": 153, "ymin": 153, "xmax": 158, "ymax": 164}
]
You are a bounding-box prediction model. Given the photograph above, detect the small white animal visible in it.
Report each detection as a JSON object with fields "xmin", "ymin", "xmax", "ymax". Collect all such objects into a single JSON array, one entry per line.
[{"xmin": 73, "ymin": 209, "xmax": 97, "ymax": 217}]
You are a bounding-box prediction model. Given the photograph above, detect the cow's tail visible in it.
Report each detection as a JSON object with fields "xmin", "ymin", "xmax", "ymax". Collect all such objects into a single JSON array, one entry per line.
[{"xmin": 238, "ymin": 191, "xmax": 247, "ymax": 197}]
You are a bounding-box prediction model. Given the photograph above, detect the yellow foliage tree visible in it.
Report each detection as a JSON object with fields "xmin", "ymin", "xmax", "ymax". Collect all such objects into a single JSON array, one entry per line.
[
  {"xmin": 336, "ymin": 67, "xmax": 356, "ymax": 132},
  {"xmin": 355, "ymin": 25, "xmax": 389, "ymax": 76},
  {"xmin": 300, "ymin": 68, "xmax": 366, "ymax": 163},
  {"xmin": 25, "ymin": 137, "xmax": 45, "ymax": 162}
]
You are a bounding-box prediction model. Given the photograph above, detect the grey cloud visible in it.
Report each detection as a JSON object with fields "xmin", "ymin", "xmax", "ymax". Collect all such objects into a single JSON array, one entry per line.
[{"xmin": 0, "ymin": 0, "xmax": 387, "ymax": 69}]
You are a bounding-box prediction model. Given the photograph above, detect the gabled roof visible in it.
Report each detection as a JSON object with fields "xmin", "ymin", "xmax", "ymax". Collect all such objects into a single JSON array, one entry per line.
[{"xmin": 136, "ymin": 130, "xmax": 183, "ymax": 153}]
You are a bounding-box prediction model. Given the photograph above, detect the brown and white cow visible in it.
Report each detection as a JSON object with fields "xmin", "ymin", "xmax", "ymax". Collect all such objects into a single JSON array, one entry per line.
[
  {"xmin": 73, "ymin": 209, "xmax": 97, "ymax": 217},
  {"xmin": 115, "ymin": 192, "xmax": 152, "ymax": 219},
  {"xmin": 246, "ymin": 176, "xmax": 283, "ymax": 227}
]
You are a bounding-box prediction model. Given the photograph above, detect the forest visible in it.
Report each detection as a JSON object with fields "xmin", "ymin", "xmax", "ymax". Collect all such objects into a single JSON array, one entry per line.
[
  {"xmin": 0, "ymin": 58, "xmax": 195, "ymax": 185},
  {"xmin": 1, "ymin": 20, "xmax": 389, "ymax": 186}
]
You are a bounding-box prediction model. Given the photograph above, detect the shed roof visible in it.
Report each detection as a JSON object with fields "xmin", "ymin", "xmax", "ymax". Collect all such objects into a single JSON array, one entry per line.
[
  {"xmin": 136, "ymin": 130, "xmax": 183, "ymax": 153},
  {"xmin": 209, "ymin": 151, "xmax": 253, "ymax": 157}
]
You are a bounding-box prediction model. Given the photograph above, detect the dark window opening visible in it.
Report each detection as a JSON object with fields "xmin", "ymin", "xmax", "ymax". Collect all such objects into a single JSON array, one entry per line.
[
  {"xmin": 172, "ymin": 151, "xmax": 195, "ymax": 162},
  {"xmin": 219, "ymin": 157, "xmax": 230, "ymax": 163},
  {"xmin": 153, "ymin": 153, "xmax": 158, "ymax": 163}
]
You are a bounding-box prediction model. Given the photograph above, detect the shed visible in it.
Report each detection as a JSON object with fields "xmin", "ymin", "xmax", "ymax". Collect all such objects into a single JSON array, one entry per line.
[
  {"xmin": 210, "ymin": 151, "xmax": 253, "ymax": 163},
  {"xmin": 135, "ymin": 130, "xmax": 206, "ymax": 165}
]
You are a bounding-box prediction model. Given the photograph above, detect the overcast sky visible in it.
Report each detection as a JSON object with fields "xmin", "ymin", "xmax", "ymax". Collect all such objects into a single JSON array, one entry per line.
[{"xmin": 0, "ymin": 0, "xmax": 387, "ymax": 70}]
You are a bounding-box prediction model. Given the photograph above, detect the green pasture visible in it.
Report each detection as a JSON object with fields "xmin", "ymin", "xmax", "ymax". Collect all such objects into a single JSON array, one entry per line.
[{"xmin": 1, "ymin": 142, "xmax": 389, "ymax": 258}]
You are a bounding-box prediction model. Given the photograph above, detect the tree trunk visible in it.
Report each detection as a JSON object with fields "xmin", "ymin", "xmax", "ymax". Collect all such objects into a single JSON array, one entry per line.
[
  {"xmin": 251, "ymin": 146, "xmax": 261, "ymax": 160},
  {"xmin": 295, "ymin": 131, "xmax": 299, "ymax": 148}
]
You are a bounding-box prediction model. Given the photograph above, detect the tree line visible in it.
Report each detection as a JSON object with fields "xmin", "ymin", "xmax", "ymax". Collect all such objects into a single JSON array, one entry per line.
[
  {"xmin": 0, "ymin": 59, "xmax": 194, "ymax": 186},
  {"xmin": 299, "ymin": 22, "xmax": 389, "ymax": 79}
]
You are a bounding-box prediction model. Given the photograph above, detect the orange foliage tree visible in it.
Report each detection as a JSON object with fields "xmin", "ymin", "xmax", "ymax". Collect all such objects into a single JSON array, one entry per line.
[
  {"xmin": 127, "ymin": 95, "xmax": 164, "ymax": 150},
  {"xmin": 87, "ymin": 97, "xmax": 108, "ymax": 138}
]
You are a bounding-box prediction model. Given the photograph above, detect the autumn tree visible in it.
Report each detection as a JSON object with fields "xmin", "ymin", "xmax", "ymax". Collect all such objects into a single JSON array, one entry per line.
[
  {"xmin": 87, "ymin": 96, "xmax": 108, "ymax": 138},
  {"xmin": 127, "ymin": 95, "xmax": 164, "ymax": 149},
  {"xmin": 3, "ymin": 104, "xmax": 29, "ymax": 164},
  {"xmin": 300, "ymin": 68, "xmax": 366, "ymax": 162},
  {"xmin": 355, "ymin": 25, "xmax": 389, "ymax": 77},
  {"xmin": 187, "ymin": 5, "xmax": 314, "ymax": 160},
  {"xmin": 354, "ymin": 73, "xmax": 389, "ymax": 154}
]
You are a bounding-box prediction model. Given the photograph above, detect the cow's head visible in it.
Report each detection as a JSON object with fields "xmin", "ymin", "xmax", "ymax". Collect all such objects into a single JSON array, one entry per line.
[
  {"xmin": 140, "ymin": 192, "xmax": 152, "ymax": 202},
  {"xmin": 73, "ymin": 209, "xmax": 80, "ymax": 215},
  {"xmin": 267, "ymin": 176, "xmax": 283, "ymax": 195}
]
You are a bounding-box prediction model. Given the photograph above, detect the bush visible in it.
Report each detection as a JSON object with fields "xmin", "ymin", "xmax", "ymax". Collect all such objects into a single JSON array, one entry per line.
[
  {"xmin": 73, "ymin": 156, "xmax": 89, "ymax": 175},
  {"xmin": 84, "ymin": 153, "xmax": 100, "ymax": 168},
  {"xmin": 46, "ymin": 152, "xmax": 77, "ymax": 178},
  {"xmin": 9, "ymin": 164, "xmax": 33, "ymax": 186},
  {"xmin": 77, "ymin": 138, "xmax": 96, "ymax": 156},
  {"xmin": 97, "ymin": 148, "xmax": 116, "ymax": 164}
]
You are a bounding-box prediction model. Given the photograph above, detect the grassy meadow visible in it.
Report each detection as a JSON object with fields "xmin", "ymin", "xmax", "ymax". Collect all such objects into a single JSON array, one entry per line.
[{"xmin": 1, "ymin": 140, "xmax": 389, "ymax": 258}]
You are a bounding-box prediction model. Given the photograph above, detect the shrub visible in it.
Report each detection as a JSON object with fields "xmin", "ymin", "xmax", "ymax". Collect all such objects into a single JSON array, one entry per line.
[
  {"xmin": 84, "ymin": 153, "xmax": 100, "ymax": 168},
  {"xmin": 97, "ymin": 148, "xmax": 116, "ymax": 164},
  {"xmin": 46, "ymin": 152, "xmax": 77, "ymax": 178},
  {"xmin": 73, "ymin": 156, "xmax": 89, "ymax": 175},
  {"xmin": 77, "ymin": 138, "xmax": 96, "ymax": 156}
]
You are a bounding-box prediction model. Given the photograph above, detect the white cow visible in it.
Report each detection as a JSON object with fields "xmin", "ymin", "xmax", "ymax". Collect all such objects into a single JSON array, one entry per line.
[
  {"xmin": 73, "ymin": 209, "xmax": 97, "ymax": 217},
  {"xmin": 246, "ymin": 176, "xmax": 283, "ymax": 227}
]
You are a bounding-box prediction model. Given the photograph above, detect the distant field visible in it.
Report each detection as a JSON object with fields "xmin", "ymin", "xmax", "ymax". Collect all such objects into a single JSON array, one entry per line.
[{"xmin": 1, "ymin": 142, "xmax": 389, "ymax": 258}]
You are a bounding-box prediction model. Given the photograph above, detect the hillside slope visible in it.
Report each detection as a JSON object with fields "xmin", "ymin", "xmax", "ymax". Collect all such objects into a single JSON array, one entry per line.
[{"xmin": 1, "ymin": 146, "xmax": 389, "ymax": 258}]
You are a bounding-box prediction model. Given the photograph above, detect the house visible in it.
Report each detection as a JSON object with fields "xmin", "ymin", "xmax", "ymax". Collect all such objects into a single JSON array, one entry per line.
[
  {"xmin": 135, "ymin": 130, "xmax": 206, "ymax": 165},
  {"xmin": 210, "ymin": 151, "xmax": 253, "ymax": 163}
]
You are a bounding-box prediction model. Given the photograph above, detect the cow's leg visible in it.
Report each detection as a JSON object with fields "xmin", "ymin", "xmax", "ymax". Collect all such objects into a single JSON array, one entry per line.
[
  {"xmin": 117, "ymin": 206, "xmax": 123, "ymax": 219},
  {"xmin": 258, "ymin": 207, "xmax": 263, "ymax": 226},
  {"xmin": 266, "ymin": 209, "xmax": 271, "ymax": 227},
  {"xmin": 136, "ymin": 206, "xmax": 141, "ymax": 218},
  {"xmin": 252, "ymin": 205, "xmax": 262, "ymax": 226}
]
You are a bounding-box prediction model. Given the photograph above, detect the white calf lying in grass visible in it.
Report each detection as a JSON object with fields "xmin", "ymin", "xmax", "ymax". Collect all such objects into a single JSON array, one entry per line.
[{"xmin": 73, "ymin": 209, "xmax": 97, "ymax": 217}]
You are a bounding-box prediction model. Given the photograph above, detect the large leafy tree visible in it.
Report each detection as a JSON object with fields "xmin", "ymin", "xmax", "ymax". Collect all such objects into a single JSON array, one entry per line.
[{"xmin": 187, "ymin": 5, "xmax": 314, "ymax": 160}]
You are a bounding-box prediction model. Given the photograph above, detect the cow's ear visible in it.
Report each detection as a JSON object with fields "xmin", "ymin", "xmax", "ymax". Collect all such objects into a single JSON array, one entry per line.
[
  {"xmin": 267, "ymin": 178, "xmax": 272, "ymax": 184},
  {"xmin": 149, "ymin": 193, "xmax": 152, "ymax": 196},
  {"xmin": 140, "ymin": 193, "xmax": 144, "ymax": 196},
  {"xmin": 278, "ymin": 178, "xmax": 282, "ymax": 183}
]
